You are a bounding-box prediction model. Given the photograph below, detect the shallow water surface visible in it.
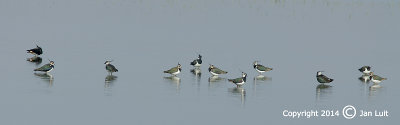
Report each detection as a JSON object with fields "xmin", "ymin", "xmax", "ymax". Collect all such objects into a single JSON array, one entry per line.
[{"xmin": 0, "ymin": 0, "xmax": 399, "ymax": 124}]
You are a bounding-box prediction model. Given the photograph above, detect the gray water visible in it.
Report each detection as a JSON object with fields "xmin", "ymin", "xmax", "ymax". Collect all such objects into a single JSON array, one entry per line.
[{"xmin": 1, "ymin": 0, "xmax": 399, "ymax": 124}]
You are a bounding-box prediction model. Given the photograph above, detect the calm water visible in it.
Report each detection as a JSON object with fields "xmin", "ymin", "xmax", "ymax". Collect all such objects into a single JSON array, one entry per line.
[{"xmin": 1, "ymin": 0, "xmax": 399, "ymax": 124}]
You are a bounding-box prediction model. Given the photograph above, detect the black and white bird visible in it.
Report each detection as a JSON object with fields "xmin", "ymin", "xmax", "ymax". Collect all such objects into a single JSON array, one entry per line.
[
  {"xmin": 358, "ymin": 66, "xmax": 371, "ymax": 74},
  {"xmin": 208, "ymin": 64, "xmax": 228, "ymax": 76},
  {"xmin": 27, "ymin": 45, "xmax": 43, "ymax": 56},
  {"xmin": 253, "ymin": 61, "xmax": 273, "ymax": 74},
  {"xmin": 164, "ymin": 63, "xmax": 182, "ymax": 76},
  {"xmin": 34, "ymin": 60, "xmax": 54, "ymax": 73},
  {"xmin": 228, "ymin": 72, "xmax": 247, "ymax": 87},
  {"xmin": 316, "ymin": 71, "xmax": 334, "ymax": 84},
  {"xmin": 369, "ymin": 72, "xmax": 387, "ymax": 84},
  {"xmin": 104, "ymin": 60, "xmax": 118, "ymax": 75},
  {"xmin": 190, "ymin": 54, "xmax": 202, "ymax": 67}
]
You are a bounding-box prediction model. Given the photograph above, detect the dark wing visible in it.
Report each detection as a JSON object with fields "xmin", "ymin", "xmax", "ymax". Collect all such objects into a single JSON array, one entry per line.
[
  {"xmin": 106, "ymin": 64, "xmax": 118, "ymax": 72},
  {"xmin": 317, "ymin": 75, "xmax": 333, "ymax": 83},
  {"xmin": 190, "ymin": 60, "xmax": 197, "ymax": 65},
  {"xmin": 229, "ymin": 77, "xmax": 243, "ymax": 83},
  {"xmin": 27, "ymin": 46, "xmax": 43, "ymax": 55},
  {"xmin": 164, "ymin": 67, "xmax": 177, "ymax": 73},
  {"xmin": 257, "ymin": 64, "xmax": 272, "ymax": 71},
  {"xmin": 213, "ymin": 67, "xmax": 227, "ymax": 74},
  {"xmin": 34, "ymin": 64, "xmax": 51, "ymax": 71}
]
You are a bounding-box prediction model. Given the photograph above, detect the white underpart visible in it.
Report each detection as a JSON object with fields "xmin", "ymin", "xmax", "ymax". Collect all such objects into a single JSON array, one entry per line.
[
  {"xmin": 172, "ymin": 70, "xmax": 181, "ymax": 75},
  {"xmin": 255, "ymin": 67, "xmax": 265, "ymax": 73},
  {"xmin": 194, "ymin": 63, "xmax": 201, "ymax": 67},
  {"xmin": 210, "ymin": 71, "xmax": 219, "ymax": 76},
  {"xmin": 46, "ymin": 67, "xmax": 54, "ymax": 73},
  {"xmin": 235, "ymin": 81, "xmax": 245, "ymax": 86},
  {"xmin": 371, "ymin": 78, "xmax": 381, "ymax": 84}
]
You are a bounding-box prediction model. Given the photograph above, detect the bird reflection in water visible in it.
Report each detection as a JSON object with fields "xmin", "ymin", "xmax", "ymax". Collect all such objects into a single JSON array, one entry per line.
[
  {"xmin": 358, "ymin": 74, "xmax": 371, "ymax": 83},
  {"xmin": 208, "ymin": 75, "xmax": 226, "ymax": 89},
  {"xmin": 369, "ymin": 83, "xmax": 382, "ymax": 98},
  {"xmin": 190, "ymin": 68, "xmax": 201, "ymax": 76},
  {"xmin": 27, "ymin": 56, "xmax": 42, "ymax": 65},
  {"xmin": 228, "ymin": 87, "xmax": 246, "ymax": 107},
  {"xmin": 104, "ymin": 75, "xmax": 118, "ymax": 96},
  {"xmin": 369, "ymin": 83, "xmax": 382, "ymax": 91},
  {"xmin": 253, "ymin": 75, "xmax": 271, "ymax": 82},
  {"xmin": 190, "ymin": 67, "xmax": 201, "ymax": 87},
  {"xmin": 163, "ymin": 76, "xmax": 181, "ymax": 93},
  {"xmin": 315, "ymin": 84, "xmax": 332, "ymax": 102},
  {"xmin": 208, "ymin": 75, "xmax": 225, "ymax": 83},
  {"xmin": 34, "ymin": 73, "xmax": 54, "ymax": 88},
  {"xmin": 252, "ymin": 75, "xmax": 271, "ymax": 94}
]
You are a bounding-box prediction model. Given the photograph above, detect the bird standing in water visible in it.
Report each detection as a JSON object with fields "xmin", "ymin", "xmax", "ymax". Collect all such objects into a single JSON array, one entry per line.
[
  {"xmin": 208, "ymin": 64, "xmax": 228, "ymax": 76},
  {"xmin": 27, "ymin": 45, "xmax": 43, "ymax": 56},
  {"xmin": 164, "ymin": 63, "xmax": 182, "ymax": 76},
  {"xmin": 190, "ymin": 54, "xmax": 202, "ymax": 67},
  {"xmin": 34, "ymin": 60, "xmax": 54, "ymax": 73},
  {"xmin": 228, "ymin": 72, "xmax": 247, "ymax": 88},
  {"xmin": 316, "ymin": 71, "xmax": 333, "ymax": 84},
  {"xmin": 104, "ymin": 60, "xmax": 118, "ymax": 75},
  {"xmin": 253, "ymin": 61, "xmax": 273, "ymax": 74},
  {"xmin": 369, "ymin": 72, "xmax": 387, "ymax": 84}
]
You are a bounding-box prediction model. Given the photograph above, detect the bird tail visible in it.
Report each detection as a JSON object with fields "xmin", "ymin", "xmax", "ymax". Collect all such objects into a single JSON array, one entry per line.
[
  {"xmin": 163, "ymin": 71, "xmax": 168, "ymax": 73},
  {"xmin": 34, "ymin": 69, "xmax": 39, "ymax": 71},
  {"xmin": 330, "ymin": 79, "xmax": 334, "ymax": 82}
]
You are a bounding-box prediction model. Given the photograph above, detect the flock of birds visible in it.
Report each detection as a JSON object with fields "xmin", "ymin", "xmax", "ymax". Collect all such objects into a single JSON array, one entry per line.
[
  {"xmin": 162, "ymin": 54, "xmax": 274, "ymax": 87},
  {"xmin": 27, "ymin": 44, "xmax": 387, "ymax": 89},
  {"xmin": 161, "ymin": 55, "xmax": 388, "ymax": 89}
]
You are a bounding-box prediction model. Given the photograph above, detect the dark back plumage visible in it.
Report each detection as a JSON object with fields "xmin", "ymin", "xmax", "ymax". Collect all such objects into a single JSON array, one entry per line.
[
  {"xmin": 106, "ymin": 64, "xmax": 118, "ymax": 72},
  {"xmin": 104, "ymin": 61, "xmax": 118, "ymax": 74},
  {"xmin": 253, "ymin": 61, "xmax": 272, "ymax": 72},
  {"xmin": 27, "ymin": 45, "xmax": 43, "ymax": 55},
  {"xmin": 163, "ymin": 63, "xmax": 181, "ymax": 76},
  {"xmin": 228, "ymin": 72, "xmax": 247, "ymax": 87},
  {"xmin": 316, "ymin": 71, "xmax": 333, "ymax": 83},
  {"xmin": 208, "ymin": 65, "xmax": 228, "ymax": 75},
  {"xmin": 34, "ymin": 61, "xmax": 54, "ymax": 72},
  {"xmin": 190, "ymin": 55, "xmax": 202, "ymax": 66}
]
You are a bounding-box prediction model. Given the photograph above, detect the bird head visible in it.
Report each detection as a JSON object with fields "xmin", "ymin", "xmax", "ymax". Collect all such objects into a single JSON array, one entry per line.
[
  {"xmin": 104, "ymin": 60, "xmax": 112, "ymax": 65},
  {"xmin": 177, "ymin": 63, "xmax": 181, "ymax": 68},
  {"xmin": 253, "ymin": 61, "xmax": 259, "ymax": 66},
  {"xmin": 317, "ymin": 71, "xmax": 324, "ymax": 76},
  {"xmin": 49, "ymin": 60, "xmax": 55, "ymax": 66},
  {"xmin": 209, "ymin": 64, "xmax": 214, "ymax": 69}
]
